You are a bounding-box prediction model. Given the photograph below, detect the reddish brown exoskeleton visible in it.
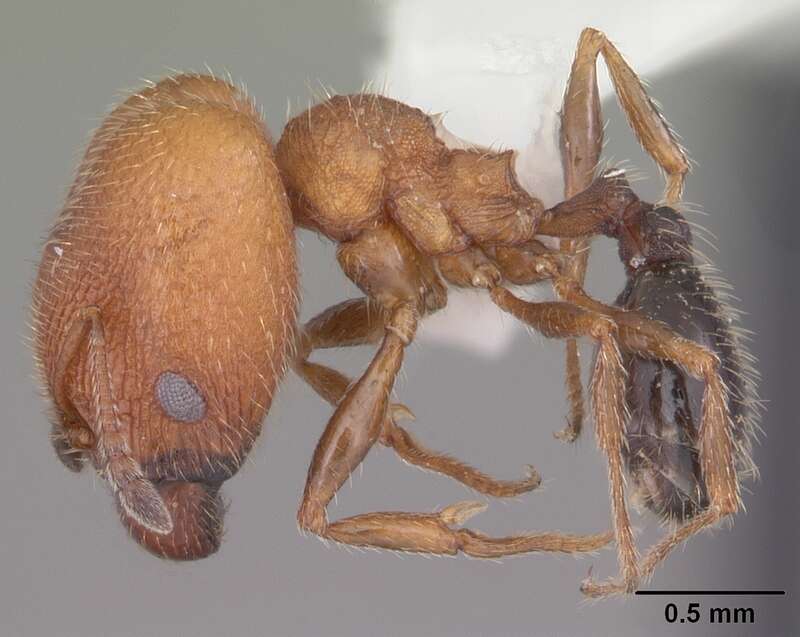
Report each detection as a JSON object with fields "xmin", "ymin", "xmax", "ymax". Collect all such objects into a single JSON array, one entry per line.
[
  {"xmin": 573, "ymin": 203, "xmax": 760, "ymax": 597},
  {"xmin": 33, "ymin": 28, "xmax": 758, "ymax": 597},
  {"xmin": 33, "ymin": 76, "xmax": 298, "ymax": 559}
]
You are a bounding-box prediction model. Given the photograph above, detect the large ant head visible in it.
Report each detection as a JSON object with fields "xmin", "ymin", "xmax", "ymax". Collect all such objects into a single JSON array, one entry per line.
[
  {"xmin": 616, "ymin": 205, "xmax": 694, "ymax": 274},
  {"xmin": 34, "ymin": 73, "xmax": 299, "ymax": 561}
]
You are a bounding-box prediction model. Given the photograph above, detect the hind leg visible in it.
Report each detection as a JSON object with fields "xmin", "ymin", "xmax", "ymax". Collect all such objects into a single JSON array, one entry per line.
[
  {"xmin": 562, "ymin": 27, "xmax": 690, "ymax": 206},
  {"xmin": 554, "ymin": 280, "xmax": 739, "ymax": 597},
  {"xmin": 555, "ymin": 27, "xmax": 692, "ymax": 443}
]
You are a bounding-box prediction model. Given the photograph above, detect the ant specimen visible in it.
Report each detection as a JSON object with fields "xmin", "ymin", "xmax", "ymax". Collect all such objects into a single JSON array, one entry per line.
[{"xmin": 32, "ymin": 28, "xmax": 758, "ymax": 597}]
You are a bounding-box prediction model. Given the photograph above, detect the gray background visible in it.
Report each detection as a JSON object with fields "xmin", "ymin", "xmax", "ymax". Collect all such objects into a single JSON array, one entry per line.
[{"xmin": 1, "ymin": 2, "xmax": 797, "ymax": 636}]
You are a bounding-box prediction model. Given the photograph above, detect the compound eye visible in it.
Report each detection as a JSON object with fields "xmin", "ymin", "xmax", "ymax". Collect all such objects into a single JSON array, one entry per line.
[{"xmin": 155, "ymin": 371, "xmax": 207, "ymax": 423}]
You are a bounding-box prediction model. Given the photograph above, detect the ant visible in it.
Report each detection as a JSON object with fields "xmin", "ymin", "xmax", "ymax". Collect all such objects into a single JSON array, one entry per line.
[{"xmin": 32, "ymin": 28, "xmax": 758, "ymax": 597}]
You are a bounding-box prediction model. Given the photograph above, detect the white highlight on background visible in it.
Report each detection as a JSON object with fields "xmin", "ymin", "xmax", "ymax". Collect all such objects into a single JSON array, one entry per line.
[{"xmin": 366, "ymin": 0, "xmax": 794, "ymax": 357}]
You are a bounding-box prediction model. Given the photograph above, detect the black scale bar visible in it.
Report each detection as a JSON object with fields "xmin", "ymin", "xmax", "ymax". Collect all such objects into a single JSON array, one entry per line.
[{"xmin": 636, "ymin": 590, "xmax": 786, "ymax": 596}]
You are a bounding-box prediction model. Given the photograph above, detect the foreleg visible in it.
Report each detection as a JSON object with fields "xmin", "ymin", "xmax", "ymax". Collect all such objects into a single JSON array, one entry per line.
[
  {"xmin": 296, "ymin": 302, "xmax": 605, "ymax": 556},
  {"xmin": 297, "ymin": 224, "xmax": 610, "ymax": 556},
  {"xmin": 297, "ymin": 357, "xmax": 540, "ymax": 498}
]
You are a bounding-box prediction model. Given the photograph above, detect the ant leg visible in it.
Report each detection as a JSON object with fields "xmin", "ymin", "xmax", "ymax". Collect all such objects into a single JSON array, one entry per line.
[
  {"xmin": 438, "ymin": 241, "xmax": 563, "ymax": 289},
  {"xmin": 381, "ymin": 422, "xmax": 542, "ymax": 498},
  {"xmin": 553, "ymin": 26, "xmax": 691, "ymax": 443},
  {"xmin": 565, "ymin": 27, "xmax": 690, "ymax": 205},
  {"xmin": 557, "ymin": 340, "xmax": 585, "ymax": 443},
  {"xmin": 297, "ymin": 224, "xmax": 610, "ymax": 556},
  {"xmin": 556, "ymin": 26, "xmax": 608, "ymax": 445},
  {"xmin": 554, "ymin": 280, "xmax": 740, "ymax": 597},
  {"xmin": 294, "ymin": 297, "xmax": 387, "ymax": 362},
  {"xmin": 295, "ymin": 240, "xmax": 537, "ymax": 496},
  {"xmin": 438, "ymin": 246, "xmax": 585, "ymax": 443},
  {"xmin": 490, "ymin": 243, "xmax": 584, "ymax": 441},
  {"xmin": 436, "ymin": 247, "xmax": 503, "ymax": 288},
  {"xmin": 490, "ymin": 287, "xmax": 640, "ymax": 591},
  {"xmin": 297, "ymin": 301, "xmax": 416, "ymax": 535},
  {"xmin": 53, "ymin": 307, "xmax": 172, "ymax": 534},
  {"xmin": 438, "ymin": 245, "xmax": 581, "ymax": 441},
  {"xmin": 297, "ymin": 302, "xmax": 603, "ymax": 556},
  {"xmin": 535, "ymin": 170, "xmax": 650, "ymax": 444},
  {"xmin": 294, "ymin": 277, "xmax": 541, "ymax": 497},
  {"xmin": 298, "ymin": 357, "xmax": 540, "ymax": 498},
  {"xmin": 324, "ymin": 502, "xmax": 612, "ymax": 558}
]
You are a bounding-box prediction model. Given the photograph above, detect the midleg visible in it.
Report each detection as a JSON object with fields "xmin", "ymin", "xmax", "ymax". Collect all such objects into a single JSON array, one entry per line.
[
  {"xmin": 489, "ymin": 287, "xmax": 639, "ymax": 589},
  {"xmin": 438, "ymin": 244, "xmax": 584, "ymax": 442}
]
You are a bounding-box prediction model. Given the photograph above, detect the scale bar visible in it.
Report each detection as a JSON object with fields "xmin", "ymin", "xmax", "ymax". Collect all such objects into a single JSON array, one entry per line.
[{"xmin": 636, "ymin": 590, "xmax": 785, "ymax": 596}]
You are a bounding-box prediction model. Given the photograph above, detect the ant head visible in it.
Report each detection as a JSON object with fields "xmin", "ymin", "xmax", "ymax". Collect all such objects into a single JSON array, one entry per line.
[{"xmin": 617, "ymin": 205, "xmax": 693, "ymax": 273}]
